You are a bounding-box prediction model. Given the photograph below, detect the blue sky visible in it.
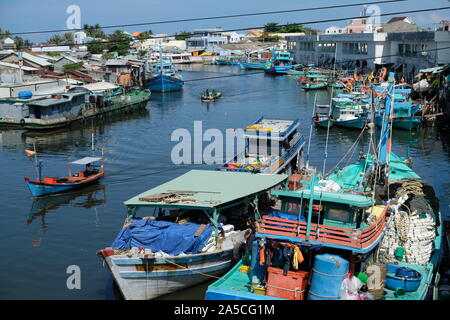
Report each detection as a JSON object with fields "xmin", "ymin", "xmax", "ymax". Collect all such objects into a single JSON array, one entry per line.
[{"xmin": 1, "ymin": 0, "xmax": 449, "ymax": 42}]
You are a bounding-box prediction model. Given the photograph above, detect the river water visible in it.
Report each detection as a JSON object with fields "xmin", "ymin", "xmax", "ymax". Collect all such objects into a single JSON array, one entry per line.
[{"xmin": 0, "ymin": 64, "xmax": 448, "ymax": 299}]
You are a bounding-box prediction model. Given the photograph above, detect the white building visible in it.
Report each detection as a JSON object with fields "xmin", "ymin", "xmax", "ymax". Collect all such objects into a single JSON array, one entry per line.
[
  {"xmin": 185, "ymin": 28, "xmax": 228, "ymax": 51},
  {"xmin": 222, "ymin": 32, "xmax": 245, "ymax": 43},
  {"xmin": 324, "ymin": 26, "xmax": 347, "ymax": 35},
  {"xmin": 287, "ymin": 31, "xmax": 450, "ymax": 80}
]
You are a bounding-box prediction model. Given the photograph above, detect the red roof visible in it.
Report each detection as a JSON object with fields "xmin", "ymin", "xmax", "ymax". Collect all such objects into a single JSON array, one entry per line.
[
  {"xmin": 386, "ymin": 17, "xmax": 408, "ymax": 24},
  {"xmin": 131, "ymin": 31, "xmax": 143, "ymax": 37}
]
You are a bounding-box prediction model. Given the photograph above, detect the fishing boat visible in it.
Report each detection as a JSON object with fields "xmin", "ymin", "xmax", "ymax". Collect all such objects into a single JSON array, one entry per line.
[
  {"xmin": 0, "ymin": 84, "xmax": 151, "ymax": 130},
  {"xmin": 264, "ymin": 51, "xmax": 296, "ymax": 75},
  {"xmin": 24, "ymin": 155, "xmax": 104, "ymax": 197},
  {"xmin": 219, "ymin": 117, "xmax": 305, "ymax": 175},
  {"xmin": 206, "ymin": 73, "xmax": 443, "ymax": 301},
  {"xmin": 330, "ymin": 96, "xmax": 369, "ymax": 129},
  {"xmin": 299, "ymin": 74, "xmax": 329, "ymax": 91},
  {"xmin": 144, "ymin": 52, "xmax": 184, "ymax": 92},
  {"xmin": 313, "ymin": 104, "xmax": 333, "ymax": 128},
  {"xmin": 97, "ymin": 170, "xmax": 288, "ymax": 300},
  {"xmin": 201, "ymin": 89, "xmax": 222, "ymax": 102},
  {"xmin": 374, "ymin": 85, "xmax": 421, "ymax": 130}
]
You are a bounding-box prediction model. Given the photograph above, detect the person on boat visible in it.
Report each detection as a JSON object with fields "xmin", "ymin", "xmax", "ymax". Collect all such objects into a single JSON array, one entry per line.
[
  {"xmin": 211, "ymin": 89, "xmax": 217, "ymax": 97},
  {"xmin": 242, "ymin": 218, "xmax": 257, "ymax": 265}
]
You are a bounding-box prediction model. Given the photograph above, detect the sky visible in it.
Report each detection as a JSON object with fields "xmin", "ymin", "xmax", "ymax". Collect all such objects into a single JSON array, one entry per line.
[{"xmin": 0, "ymin": 0, "xmax": 449, "ymax": 42}]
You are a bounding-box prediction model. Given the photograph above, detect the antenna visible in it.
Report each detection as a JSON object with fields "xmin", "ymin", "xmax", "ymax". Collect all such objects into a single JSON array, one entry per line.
[{"xmin": 305, "ymin": 93, "xmax": 317, "ymax": 169}]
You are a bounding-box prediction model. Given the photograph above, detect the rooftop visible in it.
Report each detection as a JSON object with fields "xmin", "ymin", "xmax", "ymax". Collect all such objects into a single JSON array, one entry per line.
[
  {"xmin": 272, "ymin": 189, "xmax": 374, "ymax": 207},
  {"xmin": 124, "ymin": 169, "xmax": 288, "ymax": 210}
]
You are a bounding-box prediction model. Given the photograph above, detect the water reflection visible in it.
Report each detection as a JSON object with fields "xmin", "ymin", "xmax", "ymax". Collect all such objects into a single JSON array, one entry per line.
[
  {"xmin": 27, "ymin": 184, "xmax": 106, "ymax": 247},
  {"xmin": 0, "ymin": 107, "xmax": 150, "ymax": 152}
]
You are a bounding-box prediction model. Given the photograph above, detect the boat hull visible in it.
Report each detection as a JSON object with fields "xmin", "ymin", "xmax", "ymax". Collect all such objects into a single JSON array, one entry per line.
[
  {"xmin": 314, "ymin": 118, "xmax": 333, "ymax": 128},
  {"xmin": 145, "ymin": 74, "xmax": 184, "ymax": 92},
  {"xmin": 375, "ymin": 115, "xmax": 421, "ymax": 130},
  {"xmin": 264, "ymin": 65, "xmax": 293, "ymax": 75},
  {"xmin": 334, "ymin": 118, "xmax": 367, "ymax": 129},
  {"xmin": 24, "ymin": 176, "xmax": 102, "ymax": 197},
  {"xmin": 301, "ymin": 83, "xmax": 328, "ymax": 90},
  {"xmin": 239, "ymin": 62, "xmax": 270, "ymax": 70},
  {"xmin": 99, "ymin": 230, "xmax": 247, "ymax": 300}
]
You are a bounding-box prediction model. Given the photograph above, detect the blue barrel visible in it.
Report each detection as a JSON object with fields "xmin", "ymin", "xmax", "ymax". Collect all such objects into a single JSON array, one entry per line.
[
  {"xmin": 18, "ymin": 91, "xmax": 32, "ymax": 99},
  {"xmin": 309, "ymin": 254, "xmax": 349, "ymax": 300}
]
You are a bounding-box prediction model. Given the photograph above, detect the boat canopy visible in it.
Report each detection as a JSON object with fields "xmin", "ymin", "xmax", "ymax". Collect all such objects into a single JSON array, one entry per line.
[
  {"xmin": 124, "ymin": 170, "xmax": 288, "ymax": 210},
  {"xmin": 272, "ymin": 189, "xmax": 374, "ymax": 208},
  {"xmin": 70, "ymin": 157, "xmax": 102, "ymax": 165}
]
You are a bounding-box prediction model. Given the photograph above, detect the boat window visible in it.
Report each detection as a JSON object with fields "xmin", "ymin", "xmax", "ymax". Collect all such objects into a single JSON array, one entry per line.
[
  {"xmin": 283, "ymin": 201, "xmax": 302, "ymax": 216},
  {"xmin": 326, "ymin": 207, "xmax": 351, "ymax": 223}
]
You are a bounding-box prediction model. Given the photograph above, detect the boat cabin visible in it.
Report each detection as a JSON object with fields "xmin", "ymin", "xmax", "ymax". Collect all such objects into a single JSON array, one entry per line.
[{"xmin": 220, "ymin": 117, "xmax": 305, "ymax": 174}]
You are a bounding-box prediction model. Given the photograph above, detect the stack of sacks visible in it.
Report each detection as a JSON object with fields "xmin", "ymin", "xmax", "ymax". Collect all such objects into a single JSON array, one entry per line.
[{"xmin": 201, "ymin": 224, "xmax": 236, "ymax": 253}]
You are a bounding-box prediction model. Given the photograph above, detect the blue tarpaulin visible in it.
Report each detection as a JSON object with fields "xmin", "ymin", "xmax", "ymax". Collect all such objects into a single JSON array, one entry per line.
[
  {"xmin": 111, "ymin": 218, "xmax": 214, "ymax": 255},
  {"xmin": 268, "ymin": 211, "xmax": 305, "ymax": 222}
]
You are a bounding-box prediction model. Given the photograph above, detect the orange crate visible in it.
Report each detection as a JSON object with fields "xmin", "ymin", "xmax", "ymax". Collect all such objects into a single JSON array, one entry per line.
[{"xmin": 266, "ymin": 267, "xmax": 309, "ymax": 300}]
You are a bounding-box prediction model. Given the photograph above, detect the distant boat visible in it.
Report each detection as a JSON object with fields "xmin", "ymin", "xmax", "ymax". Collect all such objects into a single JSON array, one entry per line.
[
  {"xmin": 264, "ymin": 51, "xmax": 296, "ymax": 75},
  {"xmin": 24, "ymin": 155, "xmax": 104, "ymax": 197},
  {"xmin": 201, "ymin": 89, "xmax": 222, "ymax": 102},
  {"xmin": 313, "ymin": 104, "xmax": 333, "ymax": 128},
  {"xmin": 144, "ymin": 53, "xmax": 184, "ymax": 92}
]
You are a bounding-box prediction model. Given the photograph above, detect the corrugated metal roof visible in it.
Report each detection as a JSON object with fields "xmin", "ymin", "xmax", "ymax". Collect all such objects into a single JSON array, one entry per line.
[
  {"xmin": 0, "ymin": 61, "xmax": 38, "ymax": 71},
  {"xmin": 18, "ymin": 52, "xmax": 52, "ymax": 67},
  {"xmin": 124, "ymin": 170, "xmax": 288, "ymax": 209}
]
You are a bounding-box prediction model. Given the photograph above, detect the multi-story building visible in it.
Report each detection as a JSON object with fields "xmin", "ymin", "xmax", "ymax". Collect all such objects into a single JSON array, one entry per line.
[
  {"xmin": 287, "ymin": 31, "xmax": 450, "ymax": 80},
  {"xmin": 185, "ymin": 28, "xmax": 228, "ymax": 51}
]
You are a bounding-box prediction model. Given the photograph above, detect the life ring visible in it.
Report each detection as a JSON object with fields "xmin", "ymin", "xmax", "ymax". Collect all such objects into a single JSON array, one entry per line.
[{"xmin": 20, "ymin": 119, "xmax": 25, "ymax": 127}]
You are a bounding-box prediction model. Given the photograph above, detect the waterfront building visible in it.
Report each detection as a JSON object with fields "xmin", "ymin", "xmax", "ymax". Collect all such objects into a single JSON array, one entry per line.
[
  {"xmin": 287, "ymin": 30, "xmax": 450, "ymax": 80},
  {"xmin": 185, "ymin": 28, "xmax": 228, "ymax": 51}
]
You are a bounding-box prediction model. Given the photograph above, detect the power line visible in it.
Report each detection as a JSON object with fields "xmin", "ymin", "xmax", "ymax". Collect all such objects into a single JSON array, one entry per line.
[
  {"xmin": 4, "ymin": 0, "xmax": 405, "ymax": 36},
  {"xmin": 18, "ymin": 6, "xmax": 450, "ymax": 48}
]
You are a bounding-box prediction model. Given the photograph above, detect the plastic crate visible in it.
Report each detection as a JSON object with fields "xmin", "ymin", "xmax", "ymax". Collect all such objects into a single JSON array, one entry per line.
[{"xmin": 266, "ymin": 267, "xmax": 309, "ymax": 300}]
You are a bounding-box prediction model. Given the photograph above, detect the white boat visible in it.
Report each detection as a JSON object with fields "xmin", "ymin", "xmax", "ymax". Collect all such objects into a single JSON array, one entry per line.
[
  {"xmin": 97, "ymin": 170, "xmax": 288, "ymax": 300},
  {"xmin": 165, "ymin": 52, "xmax": 192, "ymax": 64}
]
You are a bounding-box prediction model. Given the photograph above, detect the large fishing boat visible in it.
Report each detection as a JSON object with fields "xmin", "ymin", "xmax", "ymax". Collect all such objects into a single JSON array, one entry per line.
[
  {"xmin": 144, "ymin": 54, "xmax": 184, "ymax": 92},
  {"xmin": 264, "ymin": 51, "xmax": 295, "ymax": 75},
  {"xmin": 219, "ymin": 117, "xmax": 305, "ymax": 175},
  {"xmin": 0, "ymin": 84, "xmax": 151, "ymax": 130},
  {"xmin": 97, "ymin": 170, "xmax": 288, "ymax": 300},
  {"xmin": 206, "ymin": 73, "xmax": 443, "ymax": 301}
]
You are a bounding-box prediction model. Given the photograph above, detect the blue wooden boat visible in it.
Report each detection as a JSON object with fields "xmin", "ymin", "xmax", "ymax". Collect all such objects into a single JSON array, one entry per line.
[
  {"xmin": 239, "ymin": 60, "xmax": 270, "ymax": 70},
  {"xmin": 206, "ymin": 73, "xmax": 443, "ymax": 301},
  {"xmin": 330, "ymin": 97, "xmax": 369, "ymax": 129},
  {"xmin": 264, "ymin": 51, "xmax": 295, "ymax": 75},
  {"xmin": 24, "ymin": 156, "xmax": 104, "ymax": 197},
  {"xmin": 144, "ymin": 56, "xmax": 184, "ymax": 92},
  {"xmin": 373, "ymin": 87, "xmax": 421, "ymax": 130}
]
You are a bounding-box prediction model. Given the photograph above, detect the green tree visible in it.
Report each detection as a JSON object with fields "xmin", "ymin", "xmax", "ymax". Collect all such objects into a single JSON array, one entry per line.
[
  {"xmin": 107, "ymin": 30, "xmax": 131, "ymax": 56},
  {"xmin": 102, "ymin": 52, "xmax": 114, "ymax": 60},
  {"xmin": 14, "ymin": 36, "xmax": 32, "ymax": 50},
  {"xmin": 48, "ymin": 34, "xmax": 64, "ymax": 44},
  {"xmin": 175, "ymin": 31, "xmax": 191, "ymax": 40},
  {"xmin": 0, "ymin": 28, "xmax": 11, "ymax": 39},
  {"xmin": 62, "ymin": 32, "xmax": 74, "ymax": 45},
  {"xmin": 87, "ymin": 39, "xmax": 106, "ymax": 54},
  {"xmin": 264, "ymin": 23, "xmax": 280, "ymax": 33},
  {"xmin": 83, "ymin": 24, "xmax": 106, "ymax": 39}
]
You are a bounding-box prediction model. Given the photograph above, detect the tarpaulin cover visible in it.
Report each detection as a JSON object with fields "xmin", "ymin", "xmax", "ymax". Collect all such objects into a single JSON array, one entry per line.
[
  {"xmin": 111, "ymin": 218, "xmax": 214, "ymax": 255},
  {"xmin": 268, "ymin": 211, "xmax": 306, "ymax": 222}
]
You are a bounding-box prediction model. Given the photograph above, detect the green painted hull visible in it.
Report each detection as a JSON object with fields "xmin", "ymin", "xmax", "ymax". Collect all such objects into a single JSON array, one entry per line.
[
  {"xmin": 333, "ymin": 118, "xmax": 367, "ymax": 129},
  {"xmin": 301, "ymin": 82, "xmax": 328, "ymax": 90}
]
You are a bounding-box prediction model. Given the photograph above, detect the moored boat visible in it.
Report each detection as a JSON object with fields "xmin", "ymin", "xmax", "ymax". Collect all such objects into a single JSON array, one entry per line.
[
  {"xmin": 24, "ymin": 155, "xmax": 104, "ymax": 197},
  {"xmin": 206, "ymin": 73, "xmax": 443, "ymax": 301},
  {"xmin": 219, "ymin": 117, "xmax": 305, "ymax": 175},
  {"xmin": 264, "ymin": 51, "xmax": 296, "ymax": 75},
  {"xmin": 97, "ymin": 169, "xmax": 288, "ymax": 300}
]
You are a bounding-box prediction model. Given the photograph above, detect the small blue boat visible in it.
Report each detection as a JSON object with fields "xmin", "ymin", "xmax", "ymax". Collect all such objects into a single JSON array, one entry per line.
[{"xmin": 24, "ymin": 156, "xmax": 104, "ymax": 197}]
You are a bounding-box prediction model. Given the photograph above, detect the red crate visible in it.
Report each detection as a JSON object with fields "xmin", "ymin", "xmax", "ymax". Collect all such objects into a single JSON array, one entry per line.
[{"xmin": 266, "ymin": 267, "xmax": 309, "ymax": 300}]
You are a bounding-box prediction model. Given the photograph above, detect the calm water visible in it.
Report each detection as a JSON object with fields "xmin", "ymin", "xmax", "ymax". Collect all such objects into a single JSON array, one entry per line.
[{"xmin": 0, "ymin": 64, "xmax": 449, "ymax": 299}]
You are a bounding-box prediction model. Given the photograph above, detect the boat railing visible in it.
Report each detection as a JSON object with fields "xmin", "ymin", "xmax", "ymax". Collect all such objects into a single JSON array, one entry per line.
[{"xmin": 256, "ymin": 205, "xmax": 388, "ymax": 250}]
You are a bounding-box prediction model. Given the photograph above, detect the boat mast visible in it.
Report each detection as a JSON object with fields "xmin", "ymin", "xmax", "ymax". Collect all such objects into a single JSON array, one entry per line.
[{"xmin": 378, "ymin": 72, "xmax": 395, "ymax": 171}]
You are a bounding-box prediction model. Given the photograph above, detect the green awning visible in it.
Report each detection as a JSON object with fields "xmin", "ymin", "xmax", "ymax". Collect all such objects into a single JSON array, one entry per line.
[
  {"xmin": 125, "ymin": 170, "xmax": 288, "ymax": 210},
  {"xmin": 272, "ymin": 189, "xmax": 374, "ymax": 207}
]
